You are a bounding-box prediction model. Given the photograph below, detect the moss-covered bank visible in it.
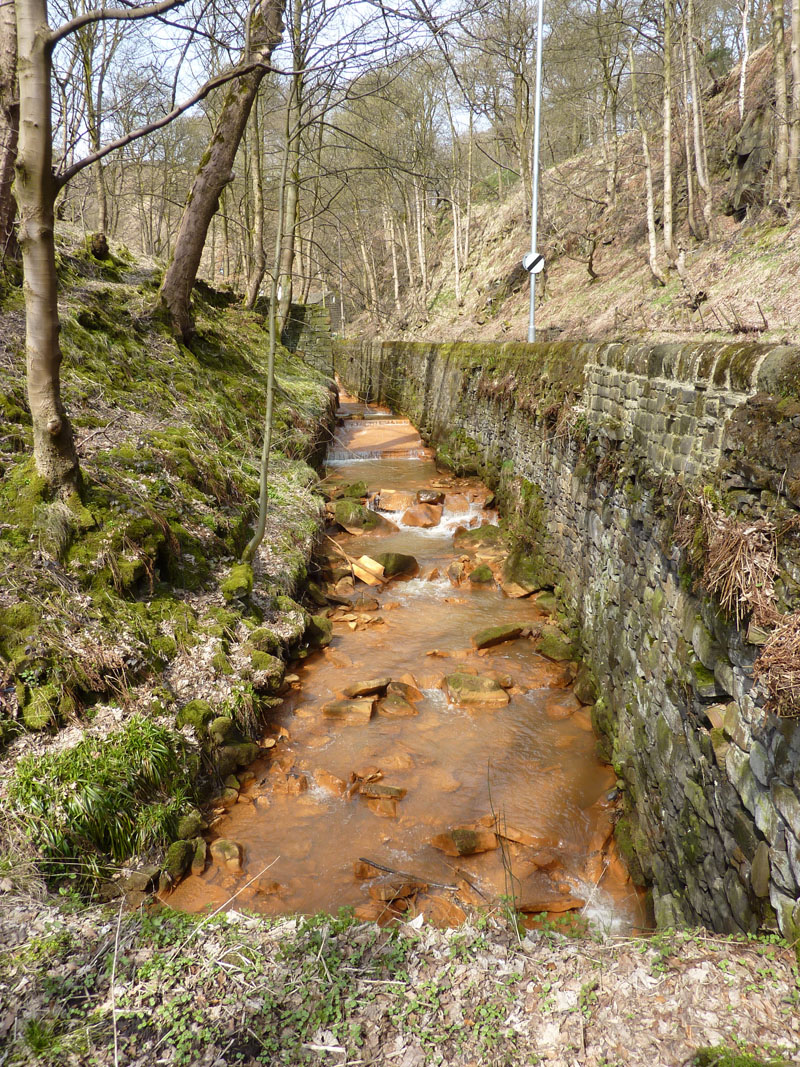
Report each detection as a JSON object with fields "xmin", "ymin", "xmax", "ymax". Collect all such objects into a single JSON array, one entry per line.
[{"xmin": 0, "ymin": 237, "xmax": 336, "ymax": 888}]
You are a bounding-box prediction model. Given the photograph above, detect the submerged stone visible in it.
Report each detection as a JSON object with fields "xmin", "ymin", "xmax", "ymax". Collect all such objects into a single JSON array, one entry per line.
[
  {"xmin": 430, "ymin": 828, "xmax": 499, "ymax": 856},
  {"xmin": 359, "ymin": 782, "xmax": 407, "ymax": 800},
  {"xmin": 471, "ymin": 623, "xmax": 524, "ymax": 649},
  {"xmin": 210, "ymin": 838, "xmax": 242, "ymax": 872},
  {"xmin": 191, "ymin": 838, "xmax": 207, "ymax": 876},
  {"xmin": 334, "ymin": 499, "xmax": 392, "ymax": 534},
  {"xmin": 377, "ymin": 489, "xmax": 416, "ymax": 512},
  {"xmin": 453, "ymin": 524, "xmax": 505, "ymax": 554},
  {"xmin": 343, "ymin": 677, "xmax": 391, "ymax": 698},
  {"xmin": 377, "ymin": 694, "xmax": 418, "ymax": 717},
  {"xmin": 418, "ymin": 489, "xmax": 445, "ymax": 505},
  {"xmin": 323, "ymin": 698, "xmax": 375, "ymax": 724}
]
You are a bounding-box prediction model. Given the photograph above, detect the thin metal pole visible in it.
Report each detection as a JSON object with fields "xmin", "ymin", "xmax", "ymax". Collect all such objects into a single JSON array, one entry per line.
[{"xmin": 528, "ymin": 0, "xmax": 545, "ymax": 343}]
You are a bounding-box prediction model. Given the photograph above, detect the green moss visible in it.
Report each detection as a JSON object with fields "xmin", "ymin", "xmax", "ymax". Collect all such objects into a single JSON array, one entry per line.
[
  {"xmin": 339, "ymin": 481, "xmax": 368, "ymax": 498},
  {"xmin": 151, "ymin": 636, "xmax": 177, "ymax": 664},
  {"xmin": 469, "ymin": 563, "xmax": 494, "ymax": 584},
  {"xmin": 305, "ymin": 614, "xmax": 333, "ymax": 649},
  {"xmin": 248, "ymin": 627, "xmax": 281, "ymax": 654},
  {"xmin": 222, "ymin": 563, "xmax": 254, "ymax": 602},
  {"xmin": 23, "ymin": 684, "xmax": 59, "ymax": 731},
  {"xmin": 537, "ymin": 628, "xmax": 575, "ymax": 661},
  {"xmin": 613, "ymin": 812, "xmax": 647, "ymax": 886},
  {"xmin": 163, "ymin": 840, "xmax": 193, "ymax": 884},
  {"xmin": 176, "ymin": 699, "xmax": 216, "ymax": 737},
  {"xmin": 0, "ymin": 458, "xmax": 49, "ymax": 545},
  {"xmin": 208, "ymin": 716, "xmax": 235, "ymax": 746},
  {"xmin": 249, "ymin": 650, "xmax": 284, "ymax": 682},
  {"xmin": 211, "ymin": 651, "xmax": 232, "ymax": 675},
  {"xmin": 692, "ymin": 1048, "xmax": 791, "ymax": 1067}
]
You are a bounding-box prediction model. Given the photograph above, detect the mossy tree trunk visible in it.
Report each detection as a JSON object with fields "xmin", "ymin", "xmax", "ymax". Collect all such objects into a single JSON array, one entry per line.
[
  {"xmin": 15, "ymin": 0, "xmax": 80, "ymax": 492},
  {"xmin": 770, "ymin": 0, "xmax": 790, "ymax": 207},
  {"xmin": 0, "ymin": 0, "xmax": 19, "ymax": 258},
  {"xmin": 159, "ymin": 0, "xmax": 285, "ymax": 341}
]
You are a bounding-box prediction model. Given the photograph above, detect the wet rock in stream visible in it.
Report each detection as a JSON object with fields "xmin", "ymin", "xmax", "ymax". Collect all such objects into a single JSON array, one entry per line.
[
  {"xmin": 471, "ymin": 622, "xmax": 525, "ymax": 649},
  {"xmin": 402, "ymin": 503, "xmax": 443, "ymax": 528},
  {"xmin": 445, "ymin": 671, "xmax": 511, "ymax": 707},
  {"xmin": 343, "ymin": 677, "xmax": 391, "ymax": 698},
  {"xmin": 322, "ymin": 697, "xmax": 376, "ymax": 723}
]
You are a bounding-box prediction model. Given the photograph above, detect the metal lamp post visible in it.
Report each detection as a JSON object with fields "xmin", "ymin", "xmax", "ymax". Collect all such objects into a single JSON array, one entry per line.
[{"xmin": 527, "ymin": 0, "xmax": 545, "ymax": 343}]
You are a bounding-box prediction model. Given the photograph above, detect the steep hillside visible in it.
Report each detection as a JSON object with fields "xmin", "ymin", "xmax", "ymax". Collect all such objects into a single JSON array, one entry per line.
[{"xmin": 379, "ymin": 45, "xmax": 800, "ymax": 346}]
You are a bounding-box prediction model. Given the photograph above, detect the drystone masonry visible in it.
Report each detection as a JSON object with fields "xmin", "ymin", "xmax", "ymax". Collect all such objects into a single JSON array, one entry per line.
[{"xmin": 335, "ymin": 336, "xmax": 800, "ymax": 939}]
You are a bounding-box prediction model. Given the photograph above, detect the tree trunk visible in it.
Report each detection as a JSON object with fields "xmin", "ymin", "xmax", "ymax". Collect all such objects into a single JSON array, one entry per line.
[
  {"xmin": 739, "ymin": 0, "xmax": 751, "ymax": 120},
  {"xmin": 159, "ymin": 0, "xmax": 285, "ymax": 341},
  {"xmin": 788, "ymin": 0, "xmax": 800, "ymax": 202},
  {"xmin": 629, "ymin": 44, "xmax": 668, "ymax": 286},
  {"xmin": 245, "ymin": 98, "xmax": 267, "ymax": 308},
  {"xmin": 414, "ymin": 180, "xmax": 427, "ymax": 293},
  {"xmin": 770, "ymin": 0, "xmax": 790, "ymax": 206},
  {"xmin": 15, "ymin": 0, "xmax": 80, "ymax": 491},
  {"xmin": 0, "ymin": 1, "xmax": 19, "ymax": 257},
  {"xmin": 681, "ymin": 32, "xmax": 699, "ymax": 238},
  {"xmin": 463, "ymin": 111, "xmax": 473, "ymax": 266},
  {"xmin": 276, "ymin": 80, "xmax": 300, "ymax": 333},
  {"xmin": 687, "ymin": 0, "xmax": 715, "ymax": 236},
  {"xmin": 385, "ymin": 207, "xmax": 401, "ymax": 314},
  {"xmin": 663, "ymin": 0, "xmax": 676, "ymax": 263}
]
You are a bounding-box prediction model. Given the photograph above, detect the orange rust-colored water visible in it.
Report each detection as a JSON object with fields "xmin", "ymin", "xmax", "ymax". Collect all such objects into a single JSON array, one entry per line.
[{"xmin": 167, "ymin": 397, "xmax": 649, "ymax": 932}]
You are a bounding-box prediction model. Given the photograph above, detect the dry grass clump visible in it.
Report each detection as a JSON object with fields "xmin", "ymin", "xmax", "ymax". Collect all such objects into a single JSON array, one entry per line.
[
  {"xmin": 754, "ymin": 612, "xmax": 800, "ymax": 718},
  {"xmin": 675, "ymin": 495, "xmax": 779, "ymax": 628}
]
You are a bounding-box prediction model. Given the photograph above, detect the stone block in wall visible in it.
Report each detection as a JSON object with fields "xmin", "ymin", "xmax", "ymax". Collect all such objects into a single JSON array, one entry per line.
[{"xmin": 771, "ymin": 780, "xmax": 800, "ymax": 832}]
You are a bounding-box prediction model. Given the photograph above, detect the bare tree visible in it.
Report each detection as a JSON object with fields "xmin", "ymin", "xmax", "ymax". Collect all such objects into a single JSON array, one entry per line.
[
  {"xmin": 159, "ymin": 0, "xmax": 285, "ymax": 340},
  {"xmin": 629, "ymin": 42, "xmax": 668, "ymax": 285},
  {"xmin": 0, "ymin": 1, "xmax": 19, "ymax": 257},
  {"xmin": 14, "ymin": 0, "xmax": 292, "ymax": 492}
]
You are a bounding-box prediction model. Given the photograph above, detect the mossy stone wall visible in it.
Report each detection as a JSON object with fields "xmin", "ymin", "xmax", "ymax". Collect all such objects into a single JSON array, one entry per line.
[{"xmin": 335, "ymin": 336, "xmax": 800, "ymax": 940}]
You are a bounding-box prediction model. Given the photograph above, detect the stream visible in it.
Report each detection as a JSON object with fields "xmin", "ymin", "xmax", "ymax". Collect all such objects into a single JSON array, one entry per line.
[{"xmin": 167, "ymin": 394, "xmax": 648, "ymax": 934}]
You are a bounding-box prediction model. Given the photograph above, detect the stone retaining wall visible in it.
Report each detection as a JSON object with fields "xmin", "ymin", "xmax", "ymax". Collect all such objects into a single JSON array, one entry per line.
[{"xmin": 334, "ymin": 336, "xmax": 800, "ymax": 939}]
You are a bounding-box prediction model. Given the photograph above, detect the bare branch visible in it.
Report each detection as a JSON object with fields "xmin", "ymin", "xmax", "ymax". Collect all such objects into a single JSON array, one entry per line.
[
  {"xmin": 56, "ymin": 58, "xmax": 276, "ymax": 187},
  {"xmin": 49, "ymin": 0, "xmax": 189, "ymax": 49}
]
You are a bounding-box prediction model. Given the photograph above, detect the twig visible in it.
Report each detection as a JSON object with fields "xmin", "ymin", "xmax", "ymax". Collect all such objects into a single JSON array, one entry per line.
[
  {"xmin": 357, "ymin": 857, "xmax": 457, "ymax": 891},
  {"xmin": 78, "ymin": 413, "xmax": 125, "ymax": 451},
  {"xmin": 111, "ymin": 896, "xmax": 124, "ymax": 1067},
  {"xmin": 168, "ymin": 857, "xmax": 279, "ymax": 959}
]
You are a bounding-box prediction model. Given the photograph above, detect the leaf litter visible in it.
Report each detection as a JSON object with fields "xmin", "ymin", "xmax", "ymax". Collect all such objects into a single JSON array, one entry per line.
[{"xmin": 0, "ymin": 888, "xmax": 798, "ymax": 1066}]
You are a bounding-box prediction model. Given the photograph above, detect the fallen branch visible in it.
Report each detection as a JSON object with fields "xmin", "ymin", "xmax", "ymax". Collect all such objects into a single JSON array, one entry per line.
[{"xmin": 358, "ymin": 857, "xmax": 458, "ymax": 891}]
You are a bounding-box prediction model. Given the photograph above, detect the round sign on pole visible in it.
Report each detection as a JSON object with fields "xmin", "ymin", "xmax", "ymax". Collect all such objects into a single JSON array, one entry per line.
[{"xmin": 522, "ymin": 251, "xmax": 546, "ymax": 274}]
